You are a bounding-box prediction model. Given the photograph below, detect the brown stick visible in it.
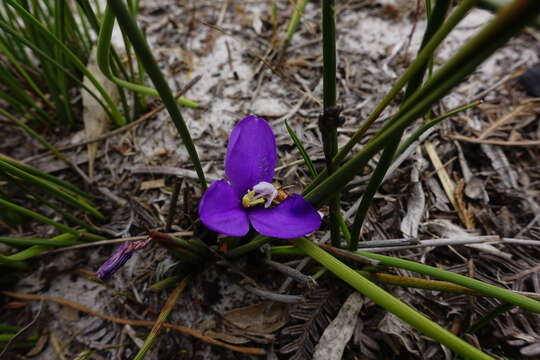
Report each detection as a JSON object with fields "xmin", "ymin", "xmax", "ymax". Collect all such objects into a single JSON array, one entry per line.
[{"xmin": 2, "ymin": 291, "xmax": 265, "ymax": 355}]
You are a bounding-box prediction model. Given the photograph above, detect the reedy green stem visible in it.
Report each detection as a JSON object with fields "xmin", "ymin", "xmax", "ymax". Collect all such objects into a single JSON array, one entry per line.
[
  {"xmin": 283, "ymin": 0, "xmax": 309, "ymax": 50},
  {"xmin": 304, "ymin": 0, "xmax": 540, "ymax": 207},
  {"xmin": 321, "ymin": 0, "xmax": 341, "ymax": 247},
  {"xmin": 292, "ymin": 237, "xmax": 493, "ymax": 360},
  {"xmin": 97, "ymin": 7, "xmax": 198, "ymax": 109},
  {"xmin": 303, "ymin": 0, "xmax": 478, "ymax": 195},
  {"xmin": 395, "ymin": 101, "xmax": 480, "ymax": 158},
  {"xmin": 349, "ymin": 0, "xmax": 452, "ymax": 249},
  {"xmin": 107, "ymin": 0, "xmax": 207, "ymax": 190},
  {"xmin": 354, "ymin": 250, "xmax": 540, "ymax": 314}
]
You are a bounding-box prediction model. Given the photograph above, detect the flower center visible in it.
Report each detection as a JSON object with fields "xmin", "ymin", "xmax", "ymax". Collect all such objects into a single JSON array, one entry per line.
[{"xmin": 241, "ymin": 181, "xmax": 278, "ymax": 208}]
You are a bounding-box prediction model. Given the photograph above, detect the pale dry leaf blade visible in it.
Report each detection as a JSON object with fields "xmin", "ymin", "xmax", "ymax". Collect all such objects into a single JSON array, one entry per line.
[
  {"xmin": 400, "ymin": 150, "xmax": 426, "ymax": 238},
  {"xmin": 312, "ymin": 292, "xmax": 363, "ymax": 360},
  {"xmin": 82, "ymin": 47, "xmax": 119, "ymax": 180}
]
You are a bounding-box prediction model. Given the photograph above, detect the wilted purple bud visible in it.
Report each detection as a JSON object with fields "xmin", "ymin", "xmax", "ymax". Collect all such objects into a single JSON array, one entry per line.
[{"xmin": 97, "ymin": 238, "xmax": 151, "ymax": 280}]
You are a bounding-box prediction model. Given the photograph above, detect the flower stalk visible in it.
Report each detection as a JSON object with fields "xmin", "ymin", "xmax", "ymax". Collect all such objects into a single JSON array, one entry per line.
[{"xmin": 320, "ymin": 0, "xmax": 342, "ymax": 247}]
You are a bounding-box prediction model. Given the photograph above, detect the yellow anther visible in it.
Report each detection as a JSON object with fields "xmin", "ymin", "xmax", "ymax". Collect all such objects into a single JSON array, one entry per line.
[{"xmin": 242, "ymin": 190, "xmax": 265, "ymax": 208}]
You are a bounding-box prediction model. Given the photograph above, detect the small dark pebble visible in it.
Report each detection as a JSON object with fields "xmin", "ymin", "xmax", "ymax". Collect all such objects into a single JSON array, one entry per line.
[{"xmin": 518, "ymin": 63, "xmax": 540, "ymax": 97}]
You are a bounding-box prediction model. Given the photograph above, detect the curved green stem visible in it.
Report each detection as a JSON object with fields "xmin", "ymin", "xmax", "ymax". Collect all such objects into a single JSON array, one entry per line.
[
  {"xmin": 97, "ymin": 7, "xmax": 198, "ymax": 109},
  {"xmin": 107, "ymin": 0, "xmax": 206, "ymax": 190}
]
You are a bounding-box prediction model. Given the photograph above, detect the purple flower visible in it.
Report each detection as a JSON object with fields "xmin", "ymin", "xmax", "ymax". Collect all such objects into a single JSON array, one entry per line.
[
  {"xmin": 199, "ymin": 115, "xmax": 321, "ymax": 238},
  {"xmin": 97, "ymin": 238, "xmax": 151, "ymax": 280}
]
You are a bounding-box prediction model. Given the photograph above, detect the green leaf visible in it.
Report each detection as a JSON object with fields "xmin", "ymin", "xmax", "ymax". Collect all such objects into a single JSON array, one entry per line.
[{"xmin": 285, "ymin": 121, "xmax": 318, "ymax": 178}]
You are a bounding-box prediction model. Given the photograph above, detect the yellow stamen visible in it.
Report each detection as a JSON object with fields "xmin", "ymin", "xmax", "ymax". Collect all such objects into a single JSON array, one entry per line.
[{"xmin": 242, "ymin": 190, "xmax": 265, "ymax": 208}]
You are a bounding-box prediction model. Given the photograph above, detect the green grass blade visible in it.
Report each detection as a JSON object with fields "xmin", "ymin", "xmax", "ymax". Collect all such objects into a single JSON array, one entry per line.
[
  {"xmin": 0, "ymin": 154, "xmax": 88, "ymax": 198},
  {"xmin": 0, "ymin": 40, "xmax": 52, "ymax": 108},
  {"xmin": 0, "ymin": 197, "xmax": 80, "ymax": 236},
  {"xmin": 107, "ymin": 1, "xmax": 207, "ymax": 190},
  {"xmin": 0, "ymin": 158, "xmax": 103, "ymax": 219},
  {"xmin": 283, "ymin": 0, "xmax": 309, "ymax": 50},
  {"xmin": 0, "ymin": 108, "xmax": 90, "ymax": 182},
  {"xmin": 54, "ymin": 0, "xmax": 75, "ymax": 126},
  {"xmin": 0, "ymin": 236, "xmax": 79, "ymax": 247},
  {"xmin": 285, "ymin": 120, "xmax": 317, "ymax": 178},
  {"xmin": 5, "ymin": 0, "xmax": 125, "ymax": 126},
  {"xmin": 395, "ymin": 101, "xmax": 480, "ymax": 157},
  {"xmin": 0, "ymin": 18, "xmax": 117, "ymax": 123},
  {"xmin": 133, "ymin": 276, "xmax": 189, "ymax": 360},
  {"xmin": 0, "ymin": 254, "xmax": 27, "ymax": 269},
  {"xmin": 7, "ymin": 234, "xmax": 82, "ymax": 261}
]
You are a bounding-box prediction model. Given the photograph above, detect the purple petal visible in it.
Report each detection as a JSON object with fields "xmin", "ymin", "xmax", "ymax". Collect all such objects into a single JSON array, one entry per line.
[
  {"xmin": 199, "ymin": 179, "xmax": 250, "ymax": 237},
  {"xmin": 248, "ymin": 194, "xmax": 321, "ymax": 239},
  {"xmin": 225, "ymin": 115, "xmax": 277, "ymax": 195},
  {"xmin": 97, "ymin": 242, "xmax": 134, "ymax": 280}
]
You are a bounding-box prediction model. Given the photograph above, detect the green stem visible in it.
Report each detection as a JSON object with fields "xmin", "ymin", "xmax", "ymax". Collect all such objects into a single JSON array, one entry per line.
[
  {"xmin": 283, "ymin": 0, "xmax": 309, "ymax": 50},
  {"xmin": 304, "ymin": 0, "xmax": 540, "ymax": 207},
  {"xmin": 0, "ymin": 157, "xmax": 103, "ymax": 219},
  {"xmin": 97, "ymin": 6, "xmax": 198, "ymax": 109},
  {"xmin": 395, "ymin": 101, "xmax": 480, "ymax": 157},
  {"xmin": 354, "ymin": 250, "xmax": 540, "ymax": 314},
  {"xmin": 285, "ymin": 120, "xmax": 317, "ymax": 178},
  {"xmin": 0, "ymin": 154, "xmax": 87, "ymax": 198},
  {"xmin": 107, "ymin": 0, "xmax": 207, "ymax": 190},
  {"xmin": 321, "ymin": 0, "xmax": 341, "ymax": 247},
  {"xmin": 133, "ymin": 276, "xmax": 189, "ymax": 360},
  {"xmin": 303, "ymin": 0, "xmax": 478, "ymax": 196},
  {"xmin": 292, "ymin": 237, "xmax": 492, "ymax": 360},
  {"xmin": 53, "ymin": 0, "xmax": 74, "ymax": 126},
  {"xmin": 0, "ymin": 254, "xmax": 27, "ymax": 269},
  {"xmin": 0, "ymin": 236, "xmax": 79, "ymax": 247},
  {"xmin": 349, "ymin": 138, "xmax": 401, "ymax": 247},
  {"xmin": 349, "ymin": 0, "xmax": 452, "ymax": 249},
  {"xmin": 7, "ymin": 234, "xmax": 81, "ymax": 261}
]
